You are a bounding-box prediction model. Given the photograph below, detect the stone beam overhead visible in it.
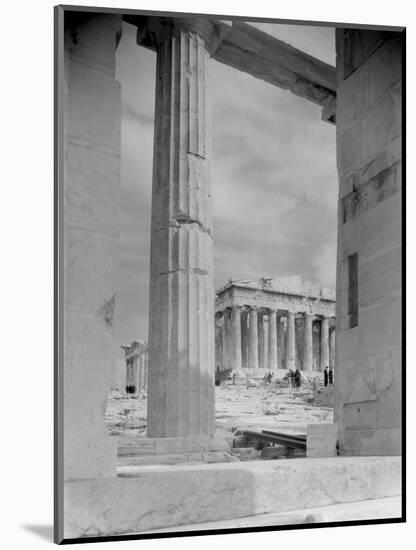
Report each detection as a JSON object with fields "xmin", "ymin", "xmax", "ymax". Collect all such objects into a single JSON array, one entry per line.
[
  {"xmin": 213, "ymin": 22, "xmax": 336, "ymax": 107},
  {"xmin": 125, "ymin": 15, "xmax": 336, "ymax": 113}
]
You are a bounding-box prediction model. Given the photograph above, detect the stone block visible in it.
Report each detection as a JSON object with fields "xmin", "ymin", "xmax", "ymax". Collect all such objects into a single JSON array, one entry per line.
[
  {"xmin": 65, "ymin": 143, "xmax": 120, "ymax": 236},
  {"xmin": 66, "ymin": 59, "xmax": 121, "ymax": 154},
  {"xmin": 337, "ymin": 36, "xmax": 402, "ymax": 127},
  {"xmin": 64, "ymin": 226, "xmax": 118, "ymax": 314},
  {"xmin": 65, "ymin": 14, "xmax": 121, "ymax": 74},
  {"xmin": 261, "ymin": 446, "xmax": 288, "ymax": 459},
  {"xmin": 63, "ymin": 456, "xmax": 401, "ymax": 539},
  {"xmin": 307, "ymin": 423, "xmax": 338, "ymax": 458},
  {"xmin": 337, "ymin": 82, "xmax": 401, "ymax": 178}
]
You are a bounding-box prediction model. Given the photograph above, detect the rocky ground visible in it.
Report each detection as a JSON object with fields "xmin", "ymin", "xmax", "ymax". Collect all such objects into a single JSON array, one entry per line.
[{"xmin": 105, "ymin": 380, "xmax": 334, "ymax": 450}]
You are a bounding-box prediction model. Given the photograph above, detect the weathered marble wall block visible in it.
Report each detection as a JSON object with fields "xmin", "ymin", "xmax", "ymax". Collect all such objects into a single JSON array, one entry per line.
[
  {"xmin": 63, "ymin": 13, "xmax": 122, "ymax": 480},
  {"xmin": 335, "ymin": 30, "xmax": 402, "ymax": 456}
]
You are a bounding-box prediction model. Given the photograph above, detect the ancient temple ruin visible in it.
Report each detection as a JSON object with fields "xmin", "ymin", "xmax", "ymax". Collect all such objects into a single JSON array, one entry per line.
[
  {"xmin": 215, "ymin": 276, "xmax": 335, "ymax": 375},
  {"xmin": 57, "ymin": 8, "xmax": 403, "ymax": 539},
  {"xmin": 122, "ymin": 340, "xmax": 148, "ymax": 394}
]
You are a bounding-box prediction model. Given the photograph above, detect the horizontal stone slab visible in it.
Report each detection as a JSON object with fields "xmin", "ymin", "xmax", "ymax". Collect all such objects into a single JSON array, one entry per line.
[{"xmin": 64, "ymin": 456, "xmax": 401, "ymax": 539}]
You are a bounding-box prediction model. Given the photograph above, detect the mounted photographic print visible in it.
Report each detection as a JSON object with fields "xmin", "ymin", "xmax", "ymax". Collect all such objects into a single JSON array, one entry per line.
[{"xmin": 54, "ymin": 3, "xmax": 405, "ymax": 544}]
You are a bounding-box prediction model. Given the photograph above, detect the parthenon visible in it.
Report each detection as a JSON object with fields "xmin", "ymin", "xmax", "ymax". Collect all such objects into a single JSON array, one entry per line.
[
  {"xmin": 58, "ymin": 7, "xmax": 403, "ymax": 540},
  {"xmin": 215, "ymin": 276, "xmax": 335, "ymax": 374}
]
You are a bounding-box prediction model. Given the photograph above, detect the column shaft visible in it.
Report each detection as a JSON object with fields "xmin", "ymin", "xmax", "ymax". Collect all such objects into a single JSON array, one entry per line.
[
  {"xmin": 248, "ymin": 308, "xmax": 259, "ymax": 369},
  {"xmin": 329, "ymin": 326, "xmax": 336, "ymax": 369},
  {"xmin": 241, "ymin": 310, "xmax": 249, "ymax": 369},
  {"xmin": 257, "ymin": 311, "xmax": 265, "ymax": 369},
  {"xmin": 321, "ymin": 317, "xmax": 330, "ymax": 371},
  {"xmin": 146, "ymin": 27, "xmax": 214, "ymax": 438},
  {"xmin": 303, "ymin": 313, "xmax": 313, "ymax": 371},
  {"xmin": 286, "ymin": 311, "xmax": 296, "ymax": 370},
  {"xmin": 268, "ymin": 310, "xmax": 278, "ymax": 370},
  {"xmin": 231, "ymin": 307, "xmax": 242, "ymax": 370}
]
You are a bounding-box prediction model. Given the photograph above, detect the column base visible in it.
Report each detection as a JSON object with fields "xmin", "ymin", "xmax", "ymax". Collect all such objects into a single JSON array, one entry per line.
[{"xmin": 118, "ymin": 432, "xmax": 233, "ymax": 466}]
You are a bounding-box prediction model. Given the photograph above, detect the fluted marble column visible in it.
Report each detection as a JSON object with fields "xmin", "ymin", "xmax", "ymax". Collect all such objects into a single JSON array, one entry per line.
[
  {"xmin": 140, "ymin": 18, "xmax": 226, "ymax": 438},
  {"xmin": 231, "ymin": 306, "xmax": 242, "ymax": 370},
  {"xmin": 125, "ymin": 359, "xmax": 132, "ymax": 388},
  {"xmin": 303, "ymin": 313, "xmax": 313, "ymax": 372},
  {"xmin": 286, "ymin": 311, "xmax": 296, "ymax": 370},
  {"xmin": 248, "ymin": 307, "xmax": 259, "ymax": 369},
  {"xmin": 223, "ymin": 308, "xmax": 231, "ymax": 370},
  {"xmin": 241, "ymin": 309, "xmax": 249, "ymax": 369},
  {"xmin": 268, "ymin": 309, "xmax": 278, "ymax": 370},
  {"xmin": 329, "ymin": 325, "xmax": 336, "ymax": 369},
  {"xmin": 257, "ymin": 310, "xmax": 265, "ymax": 369},
  {"xmin": 321, "ymin": 317, "xmax": 330, "ymax": 371},
  {"xmin": 215, "ymin": 313, "xmax": 223, "ymax": 370},
  {"xmin": 277, "ymin": 316, "xmax": 285, "ymax": 369}
]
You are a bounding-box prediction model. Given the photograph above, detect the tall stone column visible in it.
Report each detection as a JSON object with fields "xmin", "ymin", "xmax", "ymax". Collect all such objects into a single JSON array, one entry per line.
[
  {"xmin": 231, "ymin": 306, "xmax": 242, "ymax": 371},
  {"xmin": 321, "ymin": 317, "xmax": 330, "ymax": 371},
  {"xmin": 139, "ymin": 18, "xmax": 227, "ymax": 439},
  {"xmin": 241, "ymin": 309, "xmax": 249, "ymax": 369},
  {"xmin": 329, "ymin": 325, "xmax": 336, "ymax": 369},
  {"xmin": 286, "ymin": 311, "xmax": 296, "ymax": 370},
  {"xmin": 257, "ymin": 310, "xmax": 265, "ymax": 369},
  {"xmin": 303, "ymin": 313, "xmax": 313, "ymax": 372},
  {"xmin": 277, "ymin": 316, "xmax": 285, "ymax": 369},
  {"xmin": 268, "ymin": 309, "xmax": 278, "ymax": 370},
  {"xmin": 223, "ymin": 308, "xmax": 231, "ymax": 370},
  {"xmin": 137, "ymin": 353, "xmax": 144, "ymax": 393},
  {"xmin": 125, "ymin": 359, "xmax": 132, "ymax": 388},
  {"xmin": 143, "ymin": 351, "xmax": 148, "ymax": 392},
  {"xmin": 215, "ymin": 313, "xmax": 223, "ymax": 370},
  {"xmin": 131, "ymin": 356, "xmax": 139, "ymax": 392},
  {"xmin": 248, "ymin": 307, "xmax": 259, "ymax": 369}
]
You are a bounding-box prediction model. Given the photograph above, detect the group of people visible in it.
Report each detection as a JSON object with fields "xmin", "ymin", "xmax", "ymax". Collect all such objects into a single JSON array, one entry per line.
[
  {"xmin": 263, "ymin": 371, "xmax": 274, "ymax": 384},
  {"xmin": 287, "ymin": 368, "xmax": 302, "ymax": 388},
  {"xmin": 125, "ymin": 384, "xmax": 136, "ymax": 394},
  {"xmin": 323, "ymin": 365, "xmax": 334, "ymax": 386}
]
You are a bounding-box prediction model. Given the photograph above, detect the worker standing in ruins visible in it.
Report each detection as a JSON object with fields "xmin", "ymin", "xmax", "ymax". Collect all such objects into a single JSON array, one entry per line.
[
  {"xmin": 294, "ymin": 368, "xmax": 301, "ymax": 388},
  {"xmin": 324, "ymin": 365, "xmax": 329, "ymax": 387},
  {"xmin": 329, "ymin": 366, "xmax": 334, "ymax": 385}
]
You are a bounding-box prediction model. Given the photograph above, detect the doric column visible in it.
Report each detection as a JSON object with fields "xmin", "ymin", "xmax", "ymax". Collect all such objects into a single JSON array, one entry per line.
[
  {"xmin": 215, "ymin": 313, "xmax": 223, "ymax": 370},
  {"xmin": 248, "ymin": 307, "xmax": 259, "ymax": 369},
  {"xmin": 303, "ymin": 313, "xmax": 313, "ymax": 371},
  {"xmin": 257, "ymin": 310, "xmax": 265, "ymax": 369},
  {"xmin": 223, "ymin": 308, "xmax": 231, "ymax": 370},
  {"xmin": 125, "ymin": 359, "xmax": 132, "ymax": 388},
  {"xmin": 286, "ymin": 311, "xmax": 296, "ymax": 370},
  {"xmin": 241, "ymin": 309, "xmax": 249, "ymax": 369},
  {"xmin": 321, "ymin": 317, "xmax": 330, "ymax": 371},
  {"xmin": 277, "ymin": 316, "xmax": 285, "ymax": 369},
  {"xmin": 231, "ymin": 306, "xmax": 242, "ymax": 370},
  {"xmin": 140, "ymin": 18, "xmax": 227, "ymax": 438},
  {"xmin": 131, "ymin": 356, "xmax": 139, "ymax": 392},
  {"xmin": 137, "ymin": 353, "xmax": 144, "ymax": 393},
  {"xmin": 268, "ymin": 309, "xmax": 278, "ymax": 370},
  {"xmin": 329, "ymin": 324, "xmax": 336, "ymax": 369}
]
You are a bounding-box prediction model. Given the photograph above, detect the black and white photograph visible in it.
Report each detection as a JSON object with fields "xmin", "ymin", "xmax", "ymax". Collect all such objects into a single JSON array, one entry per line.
[{"xmin": 52, "ymin": 2, "xmax": 404, "ymax": 544}]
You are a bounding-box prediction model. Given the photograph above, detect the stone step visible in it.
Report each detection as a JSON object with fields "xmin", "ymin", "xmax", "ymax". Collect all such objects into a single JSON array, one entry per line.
[{"xmin": 141, "ymin": 496, "xmax": 402, "ymax": 533}]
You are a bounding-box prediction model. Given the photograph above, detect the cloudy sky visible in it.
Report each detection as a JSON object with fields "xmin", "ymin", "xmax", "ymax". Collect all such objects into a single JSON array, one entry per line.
[{"xmin": 114, "ymin": 20, "xmax": 337, "ymax": 349}]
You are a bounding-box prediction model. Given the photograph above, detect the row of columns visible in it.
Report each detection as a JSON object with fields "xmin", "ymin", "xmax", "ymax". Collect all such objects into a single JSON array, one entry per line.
[
  {"xmin": 125, "ymin": 349, "xmax": 149, "ymax": 394},
  {"xmin": 216, "ymin": 307, "xmax": 335, "ymax": 372}
]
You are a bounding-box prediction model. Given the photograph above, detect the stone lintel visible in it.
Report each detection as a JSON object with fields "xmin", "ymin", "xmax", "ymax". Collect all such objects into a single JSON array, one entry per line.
[{"xmin": 126, "ymin": 15, "xmax": 336, "ymax": 108}]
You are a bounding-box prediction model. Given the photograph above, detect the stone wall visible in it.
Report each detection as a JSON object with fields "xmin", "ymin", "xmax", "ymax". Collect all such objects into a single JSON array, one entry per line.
[
  {"xmin": 62, "ymin": 13, "xmax": 122, "ymax": 480},
  {"xmin": 335, "ymin": 30, "xmax": 402, "ymax": 455}
]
